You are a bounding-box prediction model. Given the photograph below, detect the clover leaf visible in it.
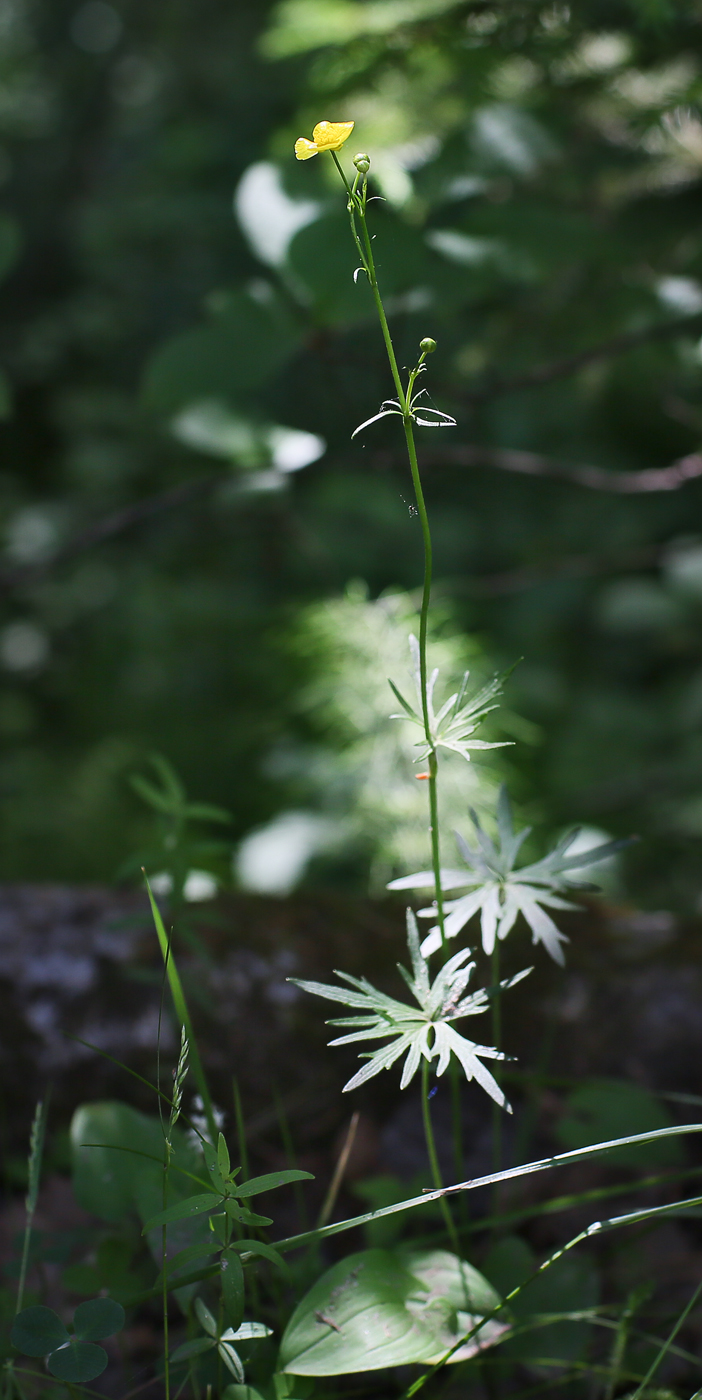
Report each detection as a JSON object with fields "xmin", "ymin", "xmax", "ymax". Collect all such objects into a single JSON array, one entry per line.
[{"xmin": 12, "ymin": 1298, "xmax": 125, "ymax": 1383}]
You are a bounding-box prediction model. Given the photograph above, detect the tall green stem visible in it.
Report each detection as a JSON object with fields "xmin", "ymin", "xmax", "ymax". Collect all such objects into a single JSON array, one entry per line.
[
  {"xmin": 336, "ymin": 149, "xmax": 447, "ymax": 947},
  {"xmin": 421, "ymin": 1059, "xmax": 459, "ymax": 1253},
  {"xmin": 491, "ymin": 941, "xmax": 503, "ymax": 1221},
  {"xmin": 403, "ymin": 418, "xmax": 446, "ymax": 945},
  {"xmin": 335, "ymin": 151, "xmax": 467, "ymax": 1258}
]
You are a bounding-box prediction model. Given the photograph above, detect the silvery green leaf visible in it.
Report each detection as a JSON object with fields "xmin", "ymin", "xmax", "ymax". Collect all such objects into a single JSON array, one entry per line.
[
  {"xmin": 405, "ymin": 908, "xmax": 430, "ymax": 999},
  {"xmin": 294, "ymin": 913, "xmax": 525, "ymax": 1110},
  {"xmin": 433, "ymin": 1025, "xmax": 508, "ymax": 1109},
  {"xmin": 517, "ymin": 896, "xmax": 569, "ymax": 964},
  {"xmin": 387, "ymin": 868, "xmax": 467, "ymax": 891},
  {"xmin": 329, "ymin": 1024, "xmax": 405, "ymax": 1047},
  {"xmin": 343, "ymin": 1035, "xmax": 411, "ymax": 1092},
  {"xmin": 519, "ymin": 834, "xmax": 632, "ymax": 884},
  {"xmin": 392, "ymin": 785, "xmax": 630, "ymax": 967}
]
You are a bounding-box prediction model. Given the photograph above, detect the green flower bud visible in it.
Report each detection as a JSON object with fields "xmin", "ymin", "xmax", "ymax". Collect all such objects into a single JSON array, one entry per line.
[
  {"xmin": 353, "ymin": 152, "xmax": 371, "ymax": 173},
  {"xmin": 420, "ymin": 337, "xmax": 437, "ymax": 354}
]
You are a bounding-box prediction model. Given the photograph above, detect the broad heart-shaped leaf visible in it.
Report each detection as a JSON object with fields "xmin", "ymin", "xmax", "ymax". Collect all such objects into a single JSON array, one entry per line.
[
  {"xmin": 397, "ymin": 1248, "xmax": 508, "ymax": 1362},
  {"xmin": 73, "ymin": 1297, "xmax": 125, "ymax": 1341},
  {"xmin": 142, "ymin": 289, "xmax": 297, "ymax": 414},
  {"xmin": 70, "ymin": 1101, "xmax": 203, "ymax": 1226},
  {"xmin": 12, "ymin": 1306, "xmax": 69, "ymax": 1357},
  {"xmin": 279, "ymin": 1247, "xmax": 506, "ymax": 1375},
  {"xmin": 287, "ymin": 215, "xmax": 374, "ymax": 327},
  {"xmin": 71, "ymin": 1102, "xmax": 213, "ymax": 1310},
  {"xmin": 47, "ymin": 1340, "xmax": 108, "ymax": 1383},
  {"xmin": 237, "ymin": 1169, "xmax": 314, "ymax": 1198}
]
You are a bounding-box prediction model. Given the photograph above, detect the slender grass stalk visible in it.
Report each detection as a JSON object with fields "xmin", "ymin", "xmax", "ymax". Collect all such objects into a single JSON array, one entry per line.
[
  {"xmin": 274, "ymin": 1119, "xmax": 702, "ymax": 1255},
  {"xmin": 232, "ymin": 1077, "xmax": 249, "ymax": 1183},
  {"xmin": 274, "ymin": 1087, "xmax": 309, "ymax": 1231},
  {"xmin": 145, "ymin": 875, "xmax": 217, "ymax": 1143},
  {"xmin": 16, "ymin": 1097, "xmax": 48, "ymax": 1316},
  {"xmin": 604, "ymin": 1288, "xmax": 643, "ymax": 1400},
  {"xmin": 627, "ymin": 1278, "xmax": 702, "ymax": 1400},
  {"xmin": 401, "ymin": 1187, "xmax": 702, "ymax": 1400},
  {"xmin": 159, "ymin": 1026, "xmax": 187, "ymax": 1400},
  {"xmin": 161, "ymin": 1175, "xmax": 170, "ymax": 1400},
  {"xmin": 317, "ymin": 1111, "xmax": 360, "ymax": 1229}
]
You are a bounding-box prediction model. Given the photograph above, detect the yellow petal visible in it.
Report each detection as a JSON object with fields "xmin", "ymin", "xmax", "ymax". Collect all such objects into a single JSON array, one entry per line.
[
  {"xmin": 295, "ymin": 137, "xmax": 318, "ymax": 160},
  {"xmin": 311, "ymin": 120, "xmax": 354, "ymax": 152}
]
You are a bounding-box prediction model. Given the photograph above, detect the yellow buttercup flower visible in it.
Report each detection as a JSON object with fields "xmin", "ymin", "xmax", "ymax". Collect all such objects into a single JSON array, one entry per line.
[{"xmin": 294, "ymin": 120, "xmax": 354, "ymax": 161}]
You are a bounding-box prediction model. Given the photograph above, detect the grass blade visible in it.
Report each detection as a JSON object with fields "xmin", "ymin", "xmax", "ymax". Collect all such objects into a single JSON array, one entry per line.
[
  {"xmin": 274, "ymin": 1120, "xmax": 702, "ymax": 1254},
  {"xmin": 145, "ymin": 873, "xmax": 217, "ymax": 1142}
]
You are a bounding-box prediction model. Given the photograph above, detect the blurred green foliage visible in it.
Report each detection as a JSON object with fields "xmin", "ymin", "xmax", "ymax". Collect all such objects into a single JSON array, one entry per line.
[{"xmin": 1, "ymin": 0, "xmax": 702, "ymax": 907}]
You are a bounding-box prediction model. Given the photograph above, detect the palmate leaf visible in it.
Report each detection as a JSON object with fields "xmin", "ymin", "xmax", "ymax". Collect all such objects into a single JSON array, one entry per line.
[
  {"xmin": 390, "ymin": 785, "xmax": 632, "ymax": 963},
  {"xmin": 290, "ymin": 910, "xmax": 528, "ymax": 1110},
  {"xmin": 389, "ymin": 636, "xmax": 510, "ymax": 764}
]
